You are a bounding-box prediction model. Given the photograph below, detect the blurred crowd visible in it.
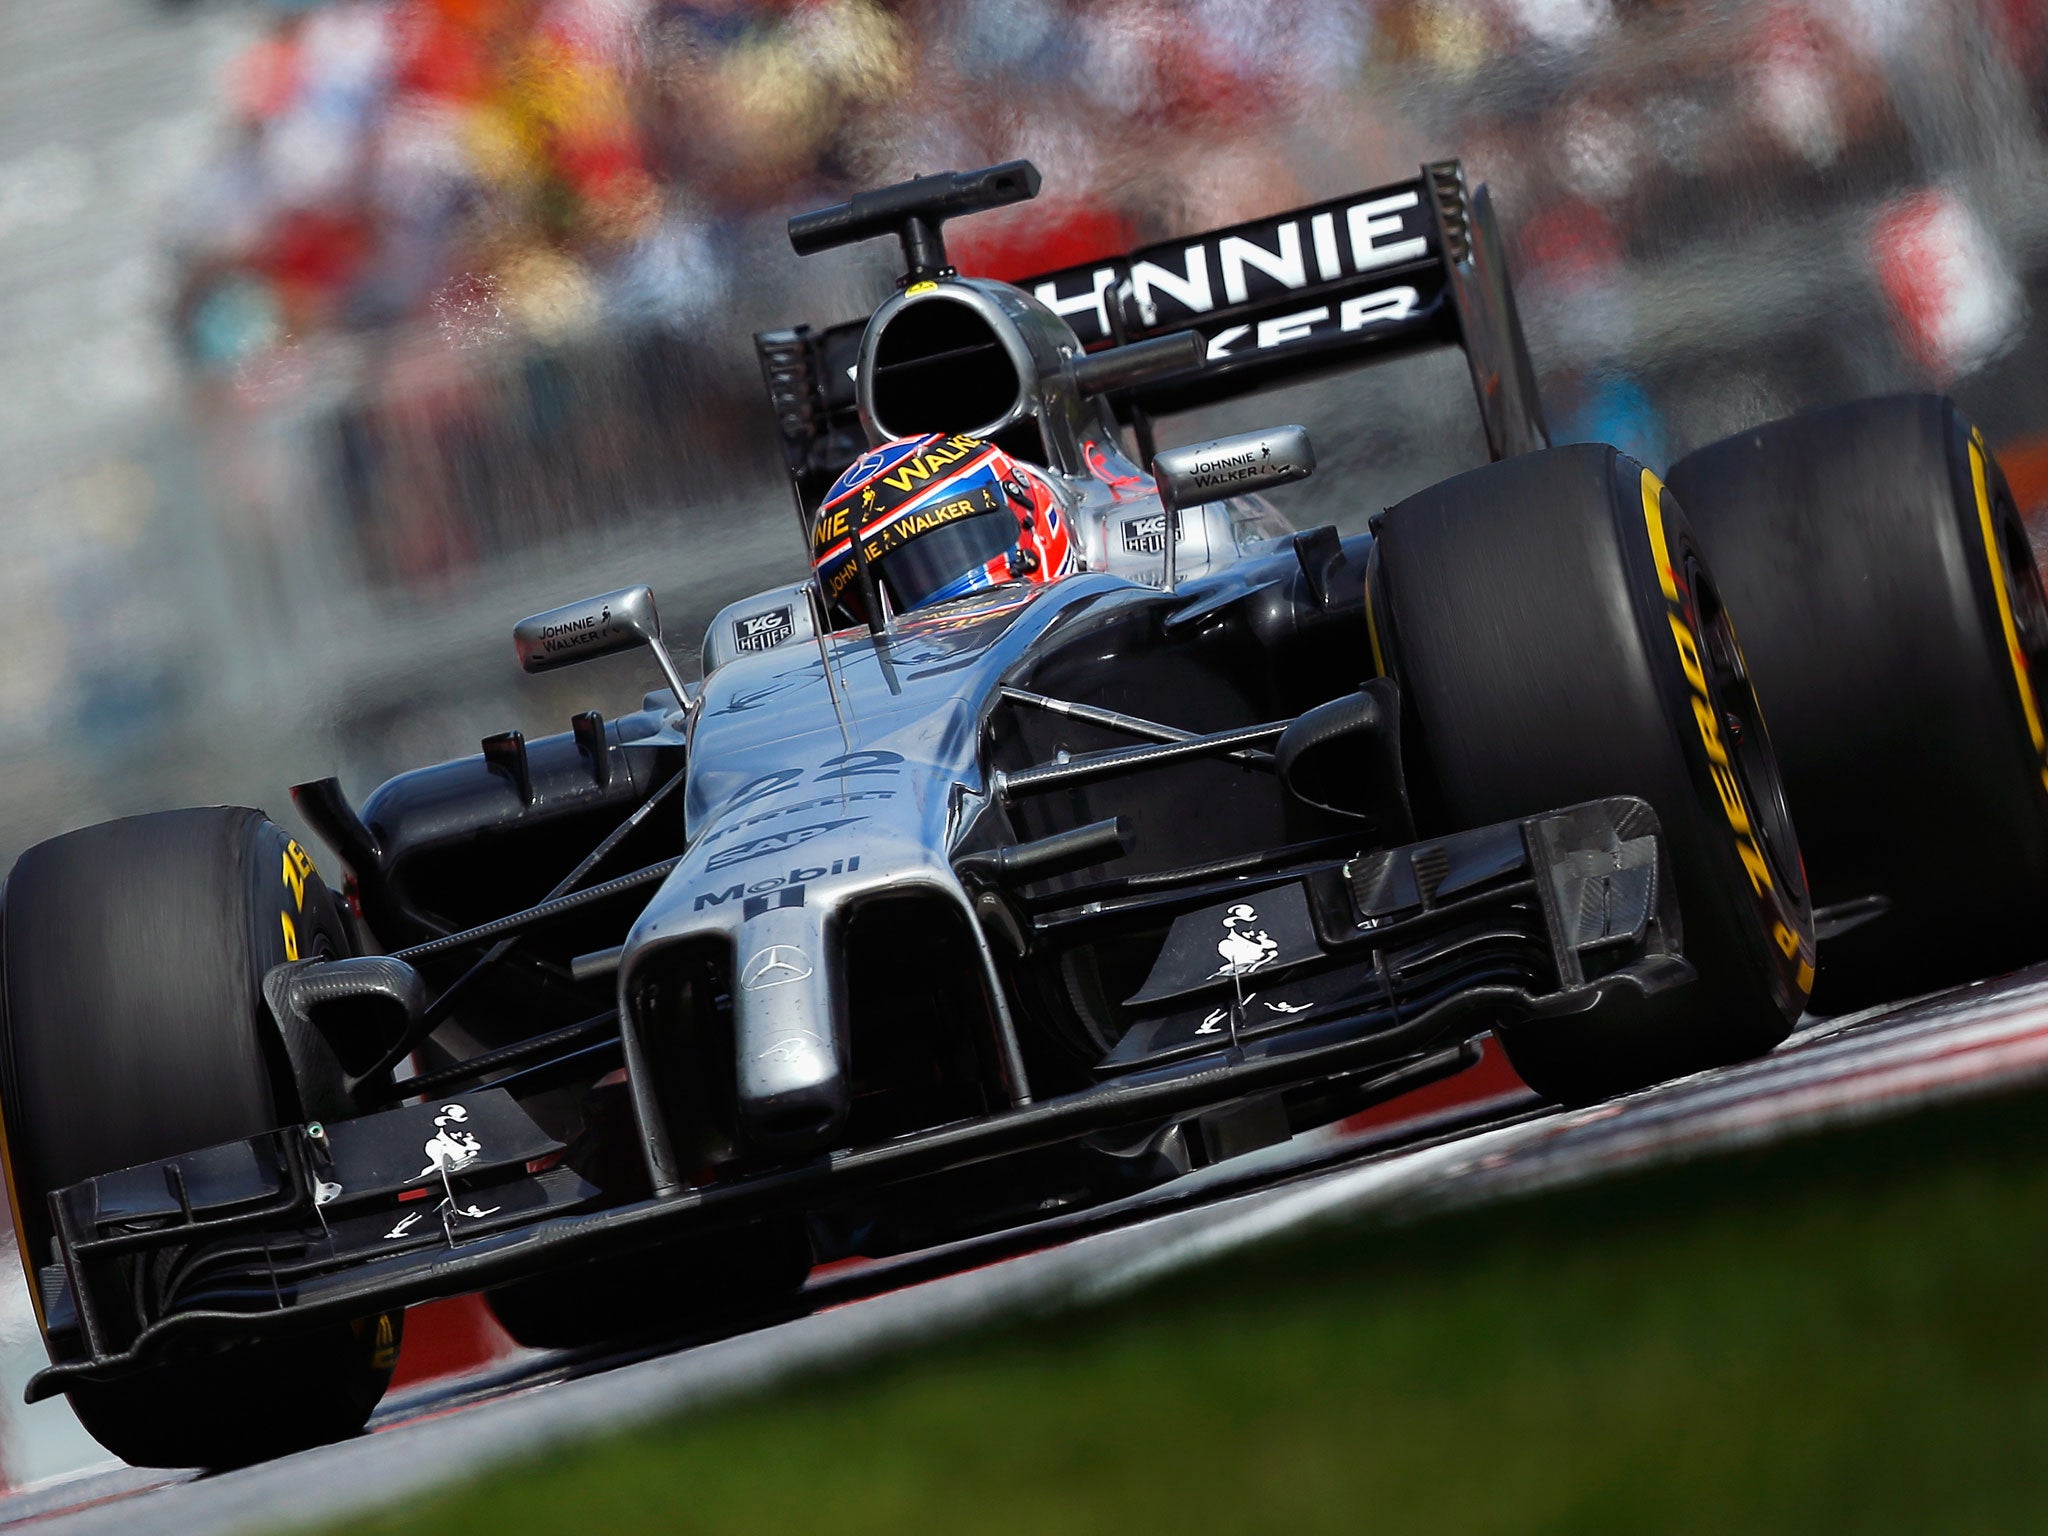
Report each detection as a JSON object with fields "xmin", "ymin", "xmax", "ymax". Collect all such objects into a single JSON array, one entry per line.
[
  {"xmin": 155, "ymin": 0, "xmax": 2048, "ymax": 586},
  {"xmin": 173, "ymin": 0, "xmax": 2048, "ymax": 361},
  {"xmin": 172, "ymin": 0, "xmax": 1367, "ymax": 376}
]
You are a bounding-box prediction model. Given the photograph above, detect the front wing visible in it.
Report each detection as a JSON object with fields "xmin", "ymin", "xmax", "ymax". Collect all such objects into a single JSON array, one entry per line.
[{"xmin": 29, "ymin": 795, "xmax": 1683, "ymax": 1399}]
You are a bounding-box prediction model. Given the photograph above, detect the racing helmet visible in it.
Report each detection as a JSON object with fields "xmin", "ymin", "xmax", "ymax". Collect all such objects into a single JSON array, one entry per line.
[{"xmin": 811, "ymin": 432, "xmax": 1074, "ymax": 622}]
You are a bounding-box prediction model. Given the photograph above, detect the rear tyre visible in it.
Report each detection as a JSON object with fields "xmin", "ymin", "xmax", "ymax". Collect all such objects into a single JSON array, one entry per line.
[
  {"xmin": 1667, "ymin": 395, "xmax": 2048, "ymax": 1010},
  {"xmin": 0, "ymin": 808, "xmax": 402, "ymax": 1468},
  {"xmin": 484, "ymin": 1220, "xmax": 812, "ymax": 1351},
  {"xmin": 1374, "ymin": 443, "xmax": 1815, "ymax": 1103}
]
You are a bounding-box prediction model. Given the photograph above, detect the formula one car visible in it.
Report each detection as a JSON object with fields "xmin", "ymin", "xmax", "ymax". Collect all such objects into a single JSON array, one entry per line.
[{"xmin": 6, "ymin": 160, "xmax": 2048, "ymax": 1469}]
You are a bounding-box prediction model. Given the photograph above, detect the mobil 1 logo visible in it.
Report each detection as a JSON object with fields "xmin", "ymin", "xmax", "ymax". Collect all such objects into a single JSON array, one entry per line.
[{"xmin": 693, "ymin": 857, "xmax": 864, "ymax": 920}]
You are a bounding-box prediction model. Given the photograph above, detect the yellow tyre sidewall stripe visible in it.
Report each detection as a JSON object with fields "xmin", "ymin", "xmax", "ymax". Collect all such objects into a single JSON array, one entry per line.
[
  {"xmin": 1967, "ymin": 430, "xmax": 2048, "ymax": 797},
  {"xmin": 1363, "ymin": 565, "xmax": 1388, "ymax": 678},
  {"xmin": 0, "ymin": 1094, "xmax": 42, "ymax": 1330},
  {"xmin": 1639, "ymin": 467, "xmax": 1815, "ymax": 997}
]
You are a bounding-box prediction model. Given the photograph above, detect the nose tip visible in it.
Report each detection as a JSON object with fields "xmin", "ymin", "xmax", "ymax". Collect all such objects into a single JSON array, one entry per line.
[
  {"xmin": 740, "ymin": 1085, "xmax": 847, "ymax": 1153},
  {"xmin": 730, "ymin": 914, "xmax": 848, "ymax": 1155},
  {"xmin": 733, "ymin": 995, "xmax": 849, "ymax": 1155}
]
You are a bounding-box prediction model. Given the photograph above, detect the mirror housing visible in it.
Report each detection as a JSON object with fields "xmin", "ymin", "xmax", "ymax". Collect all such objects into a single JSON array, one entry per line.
[
  {"xmin": 1151, "ymin": 424, "xmax": 1316, "ymax": 510},
  {"xmin": 1070, "ymin": 330, "xmax": 1205, "ymax": 397},
  {"xmin": 1150, "ymin": 425, "xmax": 1315, "ymax": 589},
  {"xmin": 514, "ymin": 586, "xmax": 691, "ymax": 710},
  {"xmin": 514, "ymin": 586, "xmax": 661, "ymax": 673}
]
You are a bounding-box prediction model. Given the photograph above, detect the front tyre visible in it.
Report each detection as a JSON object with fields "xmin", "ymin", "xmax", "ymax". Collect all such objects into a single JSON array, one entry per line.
[
  {"xmin": 0, "ymin": 808, "xmax": 402, "ymax": 1468},
  {"xmin": 1373, "ymin": 443, "xmax": 1815, "ymax": 1102}
]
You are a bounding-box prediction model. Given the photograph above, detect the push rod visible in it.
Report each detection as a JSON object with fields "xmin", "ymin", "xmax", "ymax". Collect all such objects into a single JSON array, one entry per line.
[
  {"xmin": 999, "ymin": 686, "xmax": 1274, "ymax": 765},
  {"xmin": 994, "ymin": 720, "xmax": 1289, "ymax": 798},
  {"xmin": 393, "ymin": 857, "xmax": 681, "ymax": 965}
]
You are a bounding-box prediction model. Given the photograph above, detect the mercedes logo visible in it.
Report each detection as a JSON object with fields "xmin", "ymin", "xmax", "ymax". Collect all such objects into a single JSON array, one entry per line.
[{"xmin": 741, "ymin": 945, "xmax": 814, "ymax": 990}]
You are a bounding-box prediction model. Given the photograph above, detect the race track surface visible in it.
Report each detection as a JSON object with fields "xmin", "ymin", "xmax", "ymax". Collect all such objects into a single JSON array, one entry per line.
[{"xmin": 9, "ymin": 965, "xmax": 2048, "ymax": 1536}]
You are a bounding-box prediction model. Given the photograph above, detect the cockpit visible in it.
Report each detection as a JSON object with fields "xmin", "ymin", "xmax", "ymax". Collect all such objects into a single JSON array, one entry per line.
[{"xmin": 702, "ymin": 164, "xmax": 1305, "ymax": 669}]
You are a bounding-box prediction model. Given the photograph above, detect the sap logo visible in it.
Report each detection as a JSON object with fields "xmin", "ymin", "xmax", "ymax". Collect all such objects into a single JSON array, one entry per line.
[
  {"xmin": 704, "ymin": 818, "xmax": 865, "ymax": 872},
  {"xmin": 733, "ymin": 606, "xmax": 795, "ymax": 653}
]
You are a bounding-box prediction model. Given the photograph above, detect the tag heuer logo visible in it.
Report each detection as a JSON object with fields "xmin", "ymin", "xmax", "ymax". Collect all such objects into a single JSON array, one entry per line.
[
  {"xmin": 733, "ymin": 606, "xmax": 795, "ymax": 653},
  {"xmin": 1120, "ymin": 511, "xmax": 1184, "ymax": 555}
]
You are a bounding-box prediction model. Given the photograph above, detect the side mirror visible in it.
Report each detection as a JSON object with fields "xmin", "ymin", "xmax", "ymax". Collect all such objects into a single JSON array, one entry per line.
[
  {"xmin": 514, "ymin": 586, "xmax": 691, "ymax": 711},
  {"xmin": 1151, "ymin": 425, "xmax": 1315, "ymax": 590}
]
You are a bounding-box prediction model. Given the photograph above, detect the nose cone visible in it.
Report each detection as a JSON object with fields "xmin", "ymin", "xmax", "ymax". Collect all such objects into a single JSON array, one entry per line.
[{"xmin": 732, "ymin": 917, "xmax": 849, "ymax": 1154}]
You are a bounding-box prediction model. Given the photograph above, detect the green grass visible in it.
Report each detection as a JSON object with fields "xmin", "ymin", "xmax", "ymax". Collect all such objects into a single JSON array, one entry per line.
[{"xmin": 339, "ymin": 1094, "xmax": 2048, "ymax": 1536}]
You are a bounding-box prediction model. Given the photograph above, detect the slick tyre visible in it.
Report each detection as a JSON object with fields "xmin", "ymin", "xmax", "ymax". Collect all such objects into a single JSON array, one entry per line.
[
  {"xmin": 484, "ymin": 1221, "xmax": 812, "ymax": 1351},
  {"xmin": 1667, "ymin": 395, "xmax": 2048, "ymax": 1011},
  {"xmin": 1373, "ymin": 443, "xmax": 1814, "ymax": 1103},
  {"xmin": 0, "ymin": 809, "xmax": 402, "ymax": 1468}
]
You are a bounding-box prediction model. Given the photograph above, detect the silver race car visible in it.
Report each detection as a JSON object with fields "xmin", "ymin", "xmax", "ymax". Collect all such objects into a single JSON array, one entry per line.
[{"xmin": 5, "ymin": 160, "xmax": 2046, "ymax": 1467}]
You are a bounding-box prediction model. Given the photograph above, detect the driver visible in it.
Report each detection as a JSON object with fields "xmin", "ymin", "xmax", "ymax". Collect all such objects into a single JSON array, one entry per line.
[{"xmin": 812, "ymin": 432, "xmax": 1075, "ymax": 623}]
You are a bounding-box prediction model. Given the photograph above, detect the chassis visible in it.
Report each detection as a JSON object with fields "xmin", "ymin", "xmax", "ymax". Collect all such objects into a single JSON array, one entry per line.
[{"xmin": 11, "ymin": 159, "xmax": 2046, "ymax": 1469}]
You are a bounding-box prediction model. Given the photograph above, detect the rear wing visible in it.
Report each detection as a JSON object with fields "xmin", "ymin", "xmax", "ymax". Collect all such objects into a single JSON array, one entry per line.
[{"xmin": 755, "ymin": 161, "xmax": 1546, "ymax": 515}]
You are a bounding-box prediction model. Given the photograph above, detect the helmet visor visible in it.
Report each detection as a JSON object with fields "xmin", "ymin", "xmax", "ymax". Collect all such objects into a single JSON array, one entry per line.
[{"xmin": 874, "ymin": 507, "xmax": 1019, "ymax": 611}]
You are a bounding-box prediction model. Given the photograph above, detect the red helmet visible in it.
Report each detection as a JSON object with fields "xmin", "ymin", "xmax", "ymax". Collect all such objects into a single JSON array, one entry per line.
[{"xmin": 811, "ymin": 433, "xmax": 1075, "ymax": 623}]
